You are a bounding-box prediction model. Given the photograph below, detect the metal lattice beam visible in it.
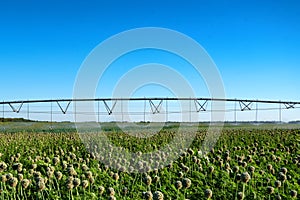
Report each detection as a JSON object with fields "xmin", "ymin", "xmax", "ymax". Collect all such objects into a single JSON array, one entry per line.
[
  {"xmin": 1, "ymin": 97, "xmax": 300, "ymax": 123},
  {"xmin": 1, "ymin": 97, "xmax": 300, "ymax": 118},
  {"xmin": 0, "ymin": 97, "xmax": 300, "ymax": 106}
]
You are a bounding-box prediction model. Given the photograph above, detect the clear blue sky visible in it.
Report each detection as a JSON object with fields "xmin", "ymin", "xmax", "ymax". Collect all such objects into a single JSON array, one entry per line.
[{"xmin": 1, "ymin": 0, "xmax": 300, "ymax": 102}]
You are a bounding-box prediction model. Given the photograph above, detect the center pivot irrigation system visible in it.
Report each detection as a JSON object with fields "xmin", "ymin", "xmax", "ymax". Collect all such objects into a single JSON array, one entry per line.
[{"xmin": 1, "ymin": 97, "xmax": 300, "ymax": 123}]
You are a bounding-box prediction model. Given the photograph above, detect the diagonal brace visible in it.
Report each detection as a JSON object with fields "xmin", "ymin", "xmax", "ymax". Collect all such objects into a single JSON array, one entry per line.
[
  {"xmin": 56, "ymin": 101, "xmax": 71, "ymax": 114},
  {"xmin": 8, "ymin": 102, "xmax": 24, "ymax": 113},
  {"xmin": 239, "ymin": 101, "xmax": 252, "ymax": 111},
  {"xmin": 149, "ymin": 100, "xmax": 163, "ymax": 114},
  {"xmin": 284, "ymin": 103, "xmax": 295, "ymax": 109},
  {"xmin": 103, "ymin": 100, "xmax": 117, "ymax": 115},
  {"xmin": 194, "ymin": 100, "xmax": 207, "ymax": 112}
]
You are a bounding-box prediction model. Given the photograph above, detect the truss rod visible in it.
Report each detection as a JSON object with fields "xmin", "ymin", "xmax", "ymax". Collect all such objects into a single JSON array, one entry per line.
[
  {"xmin": 56, "ymin": 101, "xmax": 71, "ymax": 114},
  {"xmin": 149, "ymin": 100, "xmax": 163, "ymax": 114},
  {"xmin": 194, "ymin": 100, "xmax": 208, "ymax": 112},
  {"xmin": 103, "ymin": 100, "xmax": 117, "ymax": 115},
  {"xmin": 239, "ymin": 101, "xmax": 252, "ymax": 111},
  {"xmin": 8, "ymin": 102, "xmax": 24, "ymax": 113}
]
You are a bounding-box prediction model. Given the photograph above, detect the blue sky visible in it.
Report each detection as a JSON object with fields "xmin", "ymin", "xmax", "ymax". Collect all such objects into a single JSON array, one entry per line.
[{"xmin": 1, "ymin": 0, "xmax": 300, "ymax": 103}]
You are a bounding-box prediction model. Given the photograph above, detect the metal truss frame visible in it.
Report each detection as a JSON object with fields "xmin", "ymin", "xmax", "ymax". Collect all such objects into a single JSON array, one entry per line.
[{"xmin": 1, "ymin": 97, "xmax": 300, "ymax": 122}]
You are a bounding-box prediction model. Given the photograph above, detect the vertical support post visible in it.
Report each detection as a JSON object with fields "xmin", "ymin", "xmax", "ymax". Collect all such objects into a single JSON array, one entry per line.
[
  {"xmin": 74, "ymin": 100, "xmax": 76, "ymax": 123},
  {"xmin": 210, "ymin": 100, "xmax": 212, "ymax": 123},
  {"xmin": 2, "ymin": 101, "xmax": 4, "ymax": 122},
  {"xmin": 50, "ymin": 101, "xmax": 53, "ymax": 129},
  {"xmin": 143, "ymin": 98, "xmax": 146, "ymax": 122},
  {"xmin": 166, "ymin": 99, "xmax": 168, "ymax": 123},
  {"xmin": 255, "ymin": 101, "xmax": 258, "ymax": 123},
  {"xmin": 27, "ymin": 103, "xmax": 29, "ymax": 120},
  {"xmin": 97, "ymin": 100, "xmax": 100, "ymax": 123},
  {"xmin": 189, "ymin": 98, "xmax": 192, "ymax": 123},
  {"xmin": 121, "ymin": 99, "xmax": 123, "ymax": 123},
  {"xmin": 234, "ymin": 100, "xmax": 237, "ymax": 124},
  {"xmin": 279, "ymin": 102, "xmax": 282, "ymax": 123}
]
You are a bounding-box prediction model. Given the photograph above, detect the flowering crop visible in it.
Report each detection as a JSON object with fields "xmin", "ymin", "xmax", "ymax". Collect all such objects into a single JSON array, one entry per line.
[{"xmin": 0, "ymin": 124, "xmax": 299, "ymax": 199}]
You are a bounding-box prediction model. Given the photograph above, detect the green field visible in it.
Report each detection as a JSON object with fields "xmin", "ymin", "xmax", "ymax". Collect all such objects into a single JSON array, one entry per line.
[{"xmin": 0, "ymin": 122, "xmax": 299, "ymax": 199}]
